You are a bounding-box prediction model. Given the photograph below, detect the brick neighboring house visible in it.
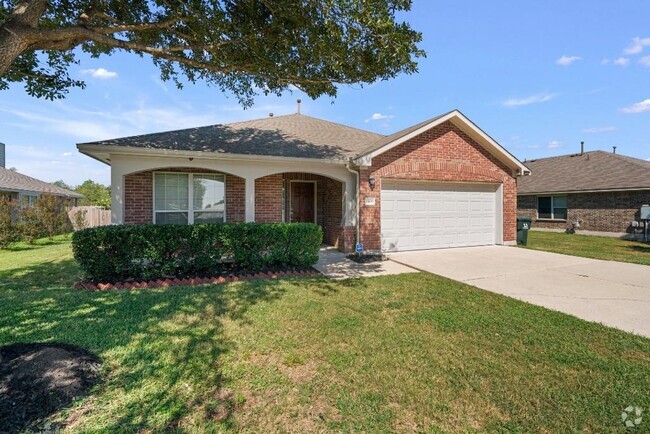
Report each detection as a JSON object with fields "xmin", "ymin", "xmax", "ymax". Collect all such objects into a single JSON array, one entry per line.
[
  {"xmin": 78, "ymin": 109, "xmax": 529, "ymax": 253},
  {"xmin": 517, "ymin": 150, "xmax": 650, "ymax": 235},
  {"xmin": 0, "ymin": 143, "xmax": 83, "ymax": 207}
]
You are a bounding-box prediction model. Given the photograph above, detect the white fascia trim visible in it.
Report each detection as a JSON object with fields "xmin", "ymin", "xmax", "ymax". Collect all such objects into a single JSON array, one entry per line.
[
  {"xmin": 519, "ymin": 187, "xmax": 650, "ymax": 196},
  {"xmin": 354, "ymin": 110, "xmax": 531, "ymax": 176},
  {"xmin": 76, "ymin": 144, "xmax": 349, "ymax": 167}
]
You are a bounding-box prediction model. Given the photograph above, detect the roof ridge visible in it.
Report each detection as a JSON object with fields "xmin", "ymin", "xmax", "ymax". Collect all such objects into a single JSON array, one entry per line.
[
  {"xmin": 524, "ymin": 150, "xmax": 598, "ymax": 162},
  {"xmin": 607, "ymin": 151, "xmax": 650, "ymax": 169}
]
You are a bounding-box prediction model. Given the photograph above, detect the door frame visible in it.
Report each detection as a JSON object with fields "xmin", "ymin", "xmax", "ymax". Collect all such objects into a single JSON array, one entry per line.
[{"xmin": 289, "ymin": 180, "xmax": 317, "ymax": 223}]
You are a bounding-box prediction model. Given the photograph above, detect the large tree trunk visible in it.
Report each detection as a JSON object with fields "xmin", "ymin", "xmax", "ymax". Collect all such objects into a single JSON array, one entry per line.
[{"xmin": 0, "ymin": 0, "xmax": 49, "ymax": 75}]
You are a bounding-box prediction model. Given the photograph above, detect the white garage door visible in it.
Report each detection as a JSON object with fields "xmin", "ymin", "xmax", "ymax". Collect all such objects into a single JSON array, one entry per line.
[{"xmin": 381, "ymin": 181, "xmax": 498, "ymax": 252}]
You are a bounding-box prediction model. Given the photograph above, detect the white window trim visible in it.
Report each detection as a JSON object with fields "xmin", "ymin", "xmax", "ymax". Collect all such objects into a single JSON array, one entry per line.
[
  {"xmin": 289, "ymin": 180, "xmax": 317, "ymax": 224},
  {"xmin": 153, "ymin": 171, "xmax": 227, "ymax": 224},
  {"xmin": 536, "ymin": 195, "xmax": 567, "ymax": 221}
]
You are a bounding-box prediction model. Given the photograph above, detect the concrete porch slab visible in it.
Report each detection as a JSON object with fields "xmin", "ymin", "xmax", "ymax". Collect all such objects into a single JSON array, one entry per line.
[{"xmin": 314, "ymin": 246, "xmax": 418, "ymax": 280}]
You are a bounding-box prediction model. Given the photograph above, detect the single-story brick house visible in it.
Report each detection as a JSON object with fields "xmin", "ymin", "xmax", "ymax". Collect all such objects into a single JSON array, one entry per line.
[
  {"xmin": 0, "ymin": 143, "xmax": 83, "ymax": 207},
  {"xmin": 517, "ymin": 150, "xmax": 650, "ymax": 235},
  {"xmin": 77, "ymin": 109, "xmax": 529, "ymax": 253}
]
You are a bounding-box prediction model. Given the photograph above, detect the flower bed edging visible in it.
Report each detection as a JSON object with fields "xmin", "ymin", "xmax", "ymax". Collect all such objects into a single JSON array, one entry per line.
[{"xmin": 74, "ymin": 269, "xmax": 321, "ymax": 291}]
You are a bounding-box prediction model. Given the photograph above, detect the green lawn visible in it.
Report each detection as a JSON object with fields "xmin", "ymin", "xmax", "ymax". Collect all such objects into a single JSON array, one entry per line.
[
  {"xmin": 524, "ymin": 230, "xmax": 650, "ymax": 265},
  {"xmin": 1, "ymin": 238, "xmax": 649, "ymax": 432}
]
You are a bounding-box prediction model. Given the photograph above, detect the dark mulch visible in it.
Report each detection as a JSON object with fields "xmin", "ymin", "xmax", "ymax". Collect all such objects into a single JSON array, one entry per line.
[
  {"xmin": 0, "ymin": 343, "xmax": 102, "ymax": 434},
  {"xmin": 346, "ymin": 254, "xmax": 388, "ymax": 264}
]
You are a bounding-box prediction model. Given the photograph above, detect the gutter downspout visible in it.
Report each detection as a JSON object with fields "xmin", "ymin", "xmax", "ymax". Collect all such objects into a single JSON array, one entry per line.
[{"xmin": 346, "ymin": 162, "xmax": 360, "ymax": 247}]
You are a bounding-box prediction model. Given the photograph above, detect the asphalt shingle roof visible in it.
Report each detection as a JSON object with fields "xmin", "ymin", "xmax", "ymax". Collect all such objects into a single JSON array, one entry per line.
[
  {"xmin": 0, "ymin": 167, "xmax": 83, "ymax": 198},
  {"xmin": 518, "ymin": 150, "xmax": 650, "ymax": 194},
  {"xmin": 79, "ymin": 114, "xmax": 384, "ymax": 160}
]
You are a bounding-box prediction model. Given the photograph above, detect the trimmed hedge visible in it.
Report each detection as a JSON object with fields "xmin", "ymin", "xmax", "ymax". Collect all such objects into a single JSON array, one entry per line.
[{"xmin": 72, "ymin": 222, "xmax": 323, "ymax": 282}]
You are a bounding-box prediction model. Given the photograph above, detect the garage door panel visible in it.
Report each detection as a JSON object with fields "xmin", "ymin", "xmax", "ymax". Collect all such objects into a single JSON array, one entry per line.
[{"xmin": 381, "ymin": 181, "xmax": 498, "ymax": 252}]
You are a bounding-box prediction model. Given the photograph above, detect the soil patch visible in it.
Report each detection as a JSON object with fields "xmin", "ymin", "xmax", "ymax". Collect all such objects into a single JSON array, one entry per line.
[
  {"xmin": 346, "ymin": 254, "xmax": 388, "ymax": 264},
  {"xmin": 0, "ymin": 343, "xmax": 102, "ymax": 433}
]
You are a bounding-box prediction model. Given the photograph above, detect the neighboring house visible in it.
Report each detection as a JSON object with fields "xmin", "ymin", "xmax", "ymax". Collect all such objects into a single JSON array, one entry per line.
[
  {"xmin": 517, "ymin": 150, "xmax": 650, "ymax": 235},
  {"xmin": 77, "ymin": 109, "xmax": 529, "ymax": 253},
  {"xmin": 0, "ymin": 143, "xmax": 83, "ymax": 207}
]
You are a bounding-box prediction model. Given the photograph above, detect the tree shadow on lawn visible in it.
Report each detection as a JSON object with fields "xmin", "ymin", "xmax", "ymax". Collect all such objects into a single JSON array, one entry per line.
[
  {"xmin": 2, "ymin": 237, "xmax": 71, "ymax": 253},
  {"xmin": 0, "ymin": 262, "xmax": 301, "ymax": 431}
]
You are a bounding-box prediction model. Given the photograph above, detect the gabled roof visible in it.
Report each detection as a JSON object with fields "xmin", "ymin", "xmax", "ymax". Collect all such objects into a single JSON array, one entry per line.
[
  {"xmin": 77, "ymin": 110, "xmax": 528, "ymax": 175},
  {"xmin": 0, "ymin": 167, "xmax": 83, "ymax": 198},
  {"xmin": 354, "ymin": 110, "xmax": 530, "ymax": 175},
  {"xmin": 518, "ymin": 150, "xmax": 650, "ymax": 194},
  {"xmin": 78, "ymin": 114, "xmax": 383, "ymax": 162}
]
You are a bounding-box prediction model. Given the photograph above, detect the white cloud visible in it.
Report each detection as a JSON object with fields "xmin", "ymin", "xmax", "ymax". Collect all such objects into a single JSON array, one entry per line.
[
  {"xmin": 620, "ymin": 99, "xmax": 650, "ymax": 114},
  {"xmin": 503, "ymin": 93, "xmax": 558, "ymax": 108},
  {"xmin": 62, "ymin": 152, "xmax": 73, "ymax": 157},
  {"xmin": 556, "ymin": 55, "xmax": 582, "ymax": 66},
  {"xmin": 582, "ymin": 126, "xmax": 617, "ymax": 133},
  {"xmin": 623, "ymin": 36, "xmax": 650, "ymax": 55},
  {"xmin": 601, "ymin": 59, "xmax": 610, "ymax": 65},
  {"xmin": 547, "ymin": 140, "xmax": 562, "ymax": 149},
  {"xmin": 613, "ymin": 57, "xmax": 630, "ymax": 66},
  {"xmin": 639, "ymin": 55, "xmax": 650, "ymax": 68},
  {"xmin": 365, "ymin": 113, "xmax": 395, "ymax": 122},
  {"xmin": 81, "ymin": 68, "xmax": 118, "ymax": 79}
]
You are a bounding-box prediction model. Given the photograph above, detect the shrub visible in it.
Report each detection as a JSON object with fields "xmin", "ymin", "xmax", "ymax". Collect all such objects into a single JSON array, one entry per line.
[
  {"xmin": 36, "ymin": 195, "xmax": 72, "ymax": 238},
  {"xmin": 19, "ymin": 206, "xmax": 43, "ymax": 244},
  {"xmin": 72, "ymin": 209, "xmax": 88, "ymax": 231},
  {"xmin": 72, "ymin": 222, "xmax": 323, "ymax": 282},
  {"xmin": 0, "ymin": 197, "xmax": 20, "ymax": 248}
]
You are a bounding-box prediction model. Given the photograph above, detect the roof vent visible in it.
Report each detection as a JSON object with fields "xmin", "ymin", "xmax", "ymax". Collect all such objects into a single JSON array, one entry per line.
[
  {"xmin": 580, "ymin": 141, "xmax": 584, "ymax": 156},
  {"xmin": 297, "ymin": 98, "xmax": 302, "ymax": 114},
  {"xmin": 0, "ymin": 142, "xmax": 4, "ymax": 168},
  {"xmin": 269, "ymin": 113, "xmax": 274, "ymax": 117},
  {"xmin": 613, "ymin": 146, "xmax": 617, "ymax": 154}
]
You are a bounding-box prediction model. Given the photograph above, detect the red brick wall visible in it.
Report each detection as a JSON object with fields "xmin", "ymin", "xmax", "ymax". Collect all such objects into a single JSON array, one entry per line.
[
  {"xmin": 518, "ymin": 191, "xmax": 650, "ymax": 233},
  {"xmin": 359, "ymin": 121, "xmax": 518, "ymax": 250},
  {"xmin": 255, "ymin": 174, "xmax": 283, "ymax": 222},
  {"xmin": 123, "ymin": 168, "xmax": 245, "ymax": 224}
]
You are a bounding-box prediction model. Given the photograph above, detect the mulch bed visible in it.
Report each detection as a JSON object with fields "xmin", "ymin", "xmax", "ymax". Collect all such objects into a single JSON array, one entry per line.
[
  {"xmin": 75, "ymin": 268, "xmax": 321, "ymax": 291},
  {"xmin": 346, "ymin": 254, "xmax": 388, "ymax": 264},
  {"xmin": 0, "ymin": 343, "xmax": 102, "ymax": 434}
]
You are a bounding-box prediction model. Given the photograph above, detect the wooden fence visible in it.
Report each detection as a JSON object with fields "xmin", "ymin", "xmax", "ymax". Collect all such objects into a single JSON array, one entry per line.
[{"xmin": 68, "ymin": 206, "xmax": 111, "ymax": 230}]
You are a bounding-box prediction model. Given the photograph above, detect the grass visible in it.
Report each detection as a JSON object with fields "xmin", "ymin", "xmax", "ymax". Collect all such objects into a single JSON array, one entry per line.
[
  {"xmin": 524, "ymin": 230, "xmax": 650, "ymax": 265},
  {"xmin": 1, "ymin": 238, "xmax": 649, "ymax": 432}
]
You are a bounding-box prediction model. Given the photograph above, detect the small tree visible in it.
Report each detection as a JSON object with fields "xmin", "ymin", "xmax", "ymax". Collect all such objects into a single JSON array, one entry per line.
[
  {"xmin": 19, "ymin": 205, "xmax": 43, "ymax": 244},
  {"xmin": 0, "ymin": 196, "xmax": 20, "ymax": 248},
  {"xmin": 75, "ymin": 180, "xmax": 111, "ymax": 208},
  {"xmin": 35, "ymin": 195, "xmax": 72, "ymax": 238},
  {"xmin": 72, "ymin": 208, "xmax": 88, "ymax": 231}
]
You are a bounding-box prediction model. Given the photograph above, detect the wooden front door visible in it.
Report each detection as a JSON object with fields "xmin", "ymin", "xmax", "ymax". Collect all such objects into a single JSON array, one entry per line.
[{"xmin": 291, "ymin": 182, "xmax": 315, "ymax": 223}]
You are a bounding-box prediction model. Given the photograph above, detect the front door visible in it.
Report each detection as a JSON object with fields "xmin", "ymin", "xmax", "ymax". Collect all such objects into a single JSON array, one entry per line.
[{"xmin": 291, "ymin": 182, "xmax": 315, "ymax": 223}]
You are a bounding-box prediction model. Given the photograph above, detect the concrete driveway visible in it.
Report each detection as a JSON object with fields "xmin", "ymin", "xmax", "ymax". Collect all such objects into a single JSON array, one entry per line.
[{"xmin": 390, "ymin": 246, "xmax": 650, "ymax": 338}]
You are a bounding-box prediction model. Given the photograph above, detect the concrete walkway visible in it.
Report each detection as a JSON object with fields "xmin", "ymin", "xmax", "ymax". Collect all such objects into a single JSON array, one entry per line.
[
  {"xmin": 314, "ymin": 247, "xmax": 417, "ymax": 280},
  {"xmin": 390, "ymin": 246, "xmax": 650, "ymax": 338}
]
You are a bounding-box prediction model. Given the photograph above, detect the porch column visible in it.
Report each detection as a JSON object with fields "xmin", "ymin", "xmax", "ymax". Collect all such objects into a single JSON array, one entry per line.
[{"xmin": 245, "ymin": 176, "xmax": 255, "ymax": 222}]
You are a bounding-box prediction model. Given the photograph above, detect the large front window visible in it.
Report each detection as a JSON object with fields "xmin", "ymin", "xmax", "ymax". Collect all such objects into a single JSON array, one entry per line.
[
  {"xmin": 537, "ymin": 195, "xmax": 567, "ymax": 220},
  {"xmin": 154, "ymin": 172, "xmax": 225, "ymax": 224}
]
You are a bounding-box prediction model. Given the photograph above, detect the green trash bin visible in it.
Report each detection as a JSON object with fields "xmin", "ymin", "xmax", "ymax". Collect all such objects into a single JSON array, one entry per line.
[{"xmin": 517, "ymin": 216, "xmax": 532, "ymax": 246}]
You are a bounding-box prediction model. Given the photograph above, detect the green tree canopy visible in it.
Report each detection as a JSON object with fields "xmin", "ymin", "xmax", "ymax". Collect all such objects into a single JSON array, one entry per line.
[
  {"xmin": 75, "ymin": 179, "xmax": 110, "ymax": 208},
  {"xmin": 0, "ymin": 0, "xmax": 424, "ymax": 104}
]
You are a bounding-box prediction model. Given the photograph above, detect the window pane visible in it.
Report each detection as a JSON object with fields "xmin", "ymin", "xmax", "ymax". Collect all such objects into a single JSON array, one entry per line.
[
  {"xmin": 155, "ymin": 212, "xmax": 188, "ymax": 224},
  {"xmin": 554, "ymin": 208, "xmax": 567, "ymax": 220},
  {"xmin": 194, "ymin": 211, "xmax": 225, "ymax": 224},
  {"xmin": 553, "ymin": 196, "xmax": 567, "ymax": 208},
  {"xmin": 155, "ymin": 173, "xmax": 189, "ymax": 211},
  {"xmin": 537, "ymin": 197, "xmax": 552, "ymax": 219},
  {"xmin": 193, "ymin": 175, "xmax": 225, "ymax": 211}
]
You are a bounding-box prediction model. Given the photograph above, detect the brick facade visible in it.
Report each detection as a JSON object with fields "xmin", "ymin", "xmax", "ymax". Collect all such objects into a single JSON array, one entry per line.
[
  {"xmin": 253, "ymin": 172, "xmax": 348, "ymax": 250},
  {"xmin": 123, "ymin": 168, "xmax": 245, "ymax": 224},
  {"xmin": 517, "ymin": 190, "xmax": 650, "ymax": 233},
  {"xmin": 359, "ymin": 121, "xmax": 518, "ymax": 251}
]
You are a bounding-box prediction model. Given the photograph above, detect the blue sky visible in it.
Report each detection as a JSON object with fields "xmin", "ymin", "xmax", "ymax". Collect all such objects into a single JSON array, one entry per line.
[{"xmin": 1, "ymin": 0, "xmax": 649, "ymax": 186}]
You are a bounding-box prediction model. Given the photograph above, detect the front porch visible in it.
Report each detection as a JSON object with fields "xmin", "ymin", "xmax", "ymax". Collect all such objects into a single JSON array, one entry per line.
[{"xmin": 112, "ymin": 154, "xmax": 358, "ymax": 252}]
